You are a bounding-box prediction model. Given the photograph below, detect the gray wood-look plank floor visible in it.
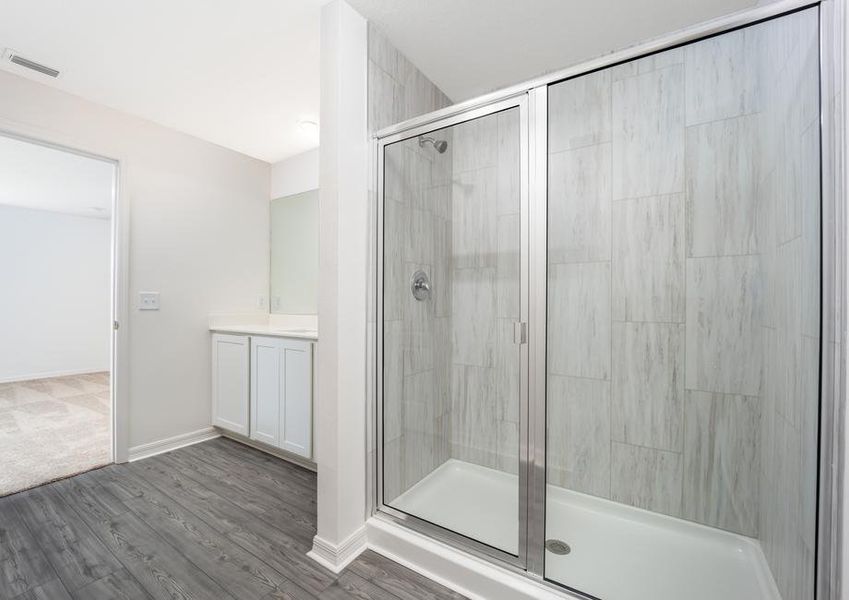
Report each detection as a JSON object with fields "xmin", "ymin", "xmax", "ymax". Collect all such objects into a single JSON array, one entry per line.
[{"xmin": 0, "ymin": 437, "xmax": 468, "ymax": 600}]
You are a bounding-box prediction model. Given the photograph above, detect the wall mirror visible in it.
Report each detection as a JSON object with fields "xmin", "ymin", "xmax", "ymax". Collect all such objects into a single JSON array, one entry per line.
[{"xmin": 270, "ymin": 188, "xmax": 318, "ymax": 314}]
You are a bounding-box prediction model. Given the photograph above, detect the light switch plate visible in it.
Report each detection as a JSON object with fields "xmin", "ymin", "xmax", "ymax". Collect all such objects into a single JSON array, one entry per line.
[{"xmin": 139, "ymin": 291, "xmax": 160, "ymax": 311}]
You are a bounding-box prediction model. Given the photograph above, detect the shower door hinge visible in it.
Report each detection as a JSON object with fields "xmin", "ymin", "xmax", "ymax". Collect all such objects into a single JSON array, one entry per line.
[
  {"xmin": 113, "ymin": 320, "xmax": 120, "ymax": 331},
  {"xmin": 513, "ymin": 321, "xmax": 528, "ymax": 344}
]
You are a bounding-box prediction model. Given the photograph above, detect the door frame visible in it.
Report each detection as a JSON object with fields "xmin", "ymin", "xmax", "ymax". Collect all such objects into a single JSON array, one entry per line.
[
  {"xmin": 0, "ymin": 124, "xmax": 130, "ymax": 465},
  {"xmin": 375, "ymin": 94, "xmax": 532, "ymax": 571}
]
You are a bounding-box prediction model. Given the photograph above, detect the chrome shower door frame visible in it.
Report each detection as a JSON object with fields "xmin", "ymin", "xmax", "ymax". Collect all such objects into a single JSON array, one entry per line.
[
  {"xmin": 373, "ymin": 1, "xmax": 844, "ymax": 597},
  {"xmin": 375, "ymin": 94, "xmax": 534, "ymax": 571}
]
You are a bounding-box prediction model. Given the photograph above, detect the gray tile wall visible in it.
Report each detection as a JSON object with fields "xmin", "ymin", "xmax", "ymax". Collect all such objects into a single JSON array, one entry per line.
[
  {"xmin": 374, "ymin": 11, "xmax": 819, "ymax": 598},
  {"xmin": 547, "ymin": 12, "xmax": 820, "ymax": 599},
  {"xmin": 370, "ymin": 24, "xmax": 454, "ymax": 504},
  {"xmin": 449, "ymin": 109, "xmax": 521, "ymax": 473}
]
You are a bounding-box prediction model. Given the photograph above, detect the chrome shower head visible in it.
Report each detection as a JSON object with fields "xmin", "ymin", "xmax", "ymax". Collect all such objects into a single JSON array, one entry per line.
[{"xmin": 418, "ymin": 135, "xmax": 448, "ymax": 154}]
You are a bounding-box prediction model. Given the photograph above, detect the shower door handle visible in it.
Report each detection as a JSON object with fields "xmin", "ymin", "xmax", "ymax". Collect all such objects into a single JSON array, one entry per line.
[{"xmin": 514, "ymin": 321, "xmax": 528, "ymax": 344}]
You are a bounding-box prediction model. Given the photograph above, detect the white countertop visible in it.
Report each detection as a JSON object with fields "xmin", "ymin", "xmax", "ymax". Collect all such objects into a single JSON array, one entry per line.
[{"xmin": 210, "ymin": 323, "xmax": 318, "ymax": 340}]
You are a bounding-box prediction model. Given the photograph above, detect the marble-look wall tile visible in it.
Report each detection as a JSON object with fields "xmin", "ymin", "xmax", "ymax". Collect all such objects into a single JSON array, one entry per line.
[
  {"xmin": 402, "ymin": 264, "xmax": 434, "ymax": 375},
  {"xmin": 497, "ymin": 420, "xmax": 520, "ymax": 475},
  {"xmin": 382, "ymin": 320, "xmax": 404, "ymax": 441},
  {"xmin": 382, "ymin": 198, "xmax": 406, "ymax": 322},
  {"xmin": 368, "ymin": 61, "xmax": 403, "ymax": 135},
  {"xmin": 685, "ymin": 255, "xmax": 762, "ymax": 396},
  {"xmin": 452, "ymin": 267, "xmax": 496, "ymax": 368},
  {"xmin": 367, "ymin": 24, "xmax": 452, "ymax": 133},
  {"xmin": 610, "ymin": 442, "xmax": 683, "ymax": 517},
  {"xmin": 495, "ymin": 319, "xmax": 520, "ymax": 426},
  {"xmin": 371, "ymin": 23, "xmax": 455, "ymax": 500},
  {"xmin": 682, "ymin": 391, "xmax": 760, "ymax": 536},
  {"xmin": 549, "ymin": 144, "xmax": 612, "ymax": 264},
  {"xmin": 452, "ymin": 114, "xmax": 498, "ymax": 174},
  {"xmin": 549, "ymin": 70, "xmax": 612, "ymax": 153},
  {"xmin": 368, "ymin": 24, "xmax": 399, "ymax": 77},
  {"xmin": 799, "ymin": 334, "xmax": 819, "ymax": 550},
  {"xmin": 449, "ymin": 110, "xmax": 518, "ymax": 477},
  {"xmin": 548, "ymin": 262, "xmax": 611, "ymax": 380},
  {"xmin": 612, "ymin": 64, "xmax": 685, "ymax": 200},
  {"xmin": 610, "ymin": 47, "xmax": 684, "ymax": 82},
  {"xmin": 433, "ymin": 316, "xmax": 453, "ymax": 413},
  {"xmin": 431, "ymin": 216, "xmax": 453, "ymax": 318},
  {"xmin": 686, "ymin": 114, "xmax": 761, "ymax": 257},
  {"xmin": 684, "ymin": 27, "xmax": 762, "ymax": 125},
  {"xmin": 761, "ymin": 412, "xmax": 803, "ymax": 599},
  {"xmin": 402, "ymin": 430, "xmax": 440, "ymax": 492},
  {"xmin": 496, "ymin": 214, "xmax": 520, "ymax": 320},
  {"xmin": 612, "ymin": 194, "xmax": 684, "ymax": 322},
  {"xmin": 403, "ymin": 206, "xmax": 435, "ymax": 265},
  {"xmin": 547, "ymin": 375, "xmax": 611, "ymax": 498},
  {"xmin": 612, "ymin": 322, "xmax": 684, "ymax": 452},
  {"xmin": 451, "ymin": 365, "xmax": 499, "ymax": 469},
  {"xmin": 497, "ymin": 109, "xmax": 521, "ymax": 216},
  {"xmin": 801, "ymin": 123, "xmax": 821, "ymax": 339},
  {"xmin": 775, "ymin": 237, "xmax": 802, "ymax": 428},
  {"xmin": 383, "ymin": 436, "xmax": 404, "ymax": 504},
  {"xmin": 403, "ymin": 370, "xmax": 437, "ymax": 434},
  {"xmin": 452, "ymin": 168, "xmax": 497, "ymax": 269}
]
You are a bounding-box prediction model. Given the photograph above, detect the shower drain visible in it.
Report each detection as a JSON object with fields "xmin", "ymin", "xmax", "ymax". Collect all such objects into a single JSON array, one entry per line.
[{"xmin": 545, "ymin": 539, "xmax": 571, "ymax": 555}]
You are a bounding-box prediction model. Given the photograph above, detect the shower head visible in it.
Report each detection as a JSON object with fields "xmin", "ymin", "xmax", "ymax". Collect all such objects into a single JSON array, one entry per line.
[{"xmin": 418, "ymin": 135, "xmax": 448, "ymax": 154}]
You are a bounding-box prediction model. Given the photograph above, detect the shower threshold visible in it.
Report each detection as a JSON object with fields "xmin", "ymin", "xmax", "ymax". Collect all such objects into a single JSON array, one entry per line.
[{"xmin": 391, "ymin": 459, "xmax": 780, "ymax": 600}]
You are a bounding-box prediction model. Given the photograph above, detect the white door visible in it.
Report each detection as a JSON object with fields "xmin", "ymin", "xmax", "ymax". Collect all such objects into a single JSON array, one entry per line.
[
  {"xmin": 250, "ymin": 336, "xmax": 282, "ymax": 446},
  {"xmin": 211, "ymin": 333, "xmax": 249, "ymax": 435},
  {"xmin": 280, "ymin": 339, "xmax": 313, "ymax": 458}
]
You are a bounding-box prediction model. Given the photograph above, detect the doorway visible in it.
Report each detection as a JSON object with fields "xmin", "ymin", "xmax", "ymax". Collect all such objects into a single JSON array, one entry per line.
[{"xmin": 0, "ymin": 131, "xmax": 119, "ymax": 495}]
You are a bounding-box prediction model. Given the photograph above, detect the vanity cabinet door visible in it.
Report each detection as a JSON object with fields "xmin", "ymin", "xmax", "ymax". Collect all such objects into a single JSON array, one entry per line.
[
  {"xmin": 250, "ymin": 336, "xmax": 283, "ymax": 446},
  {"xmin": 280, "ymin": 339, "xmax": 313, "ymax": 458},
  {"xmin": 211, "ymin": 333, "xmax": 250, "ymax": 435}
]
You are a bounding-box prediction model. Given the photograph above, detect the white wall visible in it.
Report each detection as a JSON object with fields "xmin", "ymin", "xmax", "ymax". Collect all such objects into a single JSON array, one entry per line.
[
  {"xmin": 0, "ymin": 69, "xmax": 270, "ymax": 451},
  {"xmin": 0, "ymin": 205, "xmax": 111, "ymax": 382},
  {"xmin": 271, "ymin": 148, "xmax": 319, "ymax": 198}
]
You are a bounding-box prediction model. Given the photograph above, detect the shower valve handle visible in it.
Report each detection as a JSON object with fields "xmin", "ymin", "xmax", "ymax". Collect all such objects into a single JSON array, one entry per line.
[{"xmin": 411, "ymin": 270, "xmax": 432, "ymax": 301}]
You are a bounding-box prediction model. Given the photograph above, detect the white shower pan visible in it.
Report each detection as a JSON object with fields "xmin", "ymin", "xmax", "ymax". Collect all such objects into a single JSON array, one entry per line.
[{"xmin": 391, "ymin": 460, "xmax": 780, "ymax": 600}]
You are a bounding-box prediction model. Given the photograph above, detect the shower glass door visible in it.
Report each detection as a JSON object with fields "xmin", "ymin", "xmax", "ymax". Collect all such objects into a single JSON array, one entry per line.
[
  {"xmin": 544, "ymin": 7, "xmax": 821, "ymax": 600},
  {"xmin": 378, "ymin": 99, "xmax": 527, "ymax": 560}
]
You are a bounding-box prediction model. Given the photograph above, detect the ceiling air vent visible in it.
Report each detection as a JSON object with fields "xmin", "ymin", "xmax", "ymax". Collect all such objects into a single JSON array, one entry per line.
[{"xmin": 3, "ymin": 49, "xmax": 60, "ymax": 78}]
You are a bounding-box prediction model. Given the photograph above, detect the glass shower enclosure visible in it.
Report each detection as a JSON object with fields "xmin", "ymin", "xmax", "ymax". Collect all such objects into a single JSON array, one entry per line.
[{"xmin": 376, "ymin": 6, "xmax": 823, "ymax": 600}]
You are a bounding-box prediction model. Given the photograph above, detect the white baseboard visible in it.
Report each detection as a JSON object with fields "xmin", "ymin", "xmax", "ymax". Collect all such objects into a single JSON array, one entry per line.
[
  {"xmin": 128, "ymin": 427, "xmax": 220, "ymax": 462},
  {"xmin": 0, "ymin": 368, "xmax": 109, "ymax": 384},
  {"xmin": 308, "ymin": 527, "xmax": 368, "ymax": 574},
  {"xmin": 366, "ymin": 517, "xmax": 572, "ymax": 600}
]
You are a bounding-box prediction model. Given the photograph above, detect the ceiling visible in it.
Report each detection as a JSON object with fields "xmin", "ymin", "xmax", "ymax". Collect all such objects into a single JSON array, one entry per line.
[
  {"xmin": 0, "ymin": 134, "xmax": 115, "ymax": 218},
  {"xmin": 0, "ymin": 1, "xmax": 765, "ymax": 164},
  {"xmin": 0, "ymin": 0, "xmax": 324, "ymax": 163},
  {"xmin": 348, "ymin": 0, "xmax": 760, "ymax": 101}
]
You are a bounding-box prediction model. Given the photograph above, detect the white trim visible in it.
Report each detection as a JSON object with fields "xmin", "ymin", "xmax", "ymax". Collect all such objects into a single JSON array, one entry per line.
[
  {"xmin": 128, "ymin": 427, "xmax": 220, "ymax": 462},
  {"xmin": 0, "ymin": 121, "xmax": 130, "ymax": 466},
  {"xmin": 0, "ymin": 368, "xmax": 108, "ymax": 384},
  {"xmin": 308, "ymin": 526, "xmax": 368, "ymax": 573},
  {"xmin": 366, "ymin": 517, "xmax": 572, "ymax": 600}
]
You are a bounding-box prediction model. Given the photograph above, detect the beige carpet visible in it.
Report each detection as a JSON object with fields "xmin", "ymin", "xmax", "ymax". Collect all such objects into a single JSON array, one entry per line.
[{"xmin": 0, "ymin": 372, "xmax": 110, "ymax": 497}]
